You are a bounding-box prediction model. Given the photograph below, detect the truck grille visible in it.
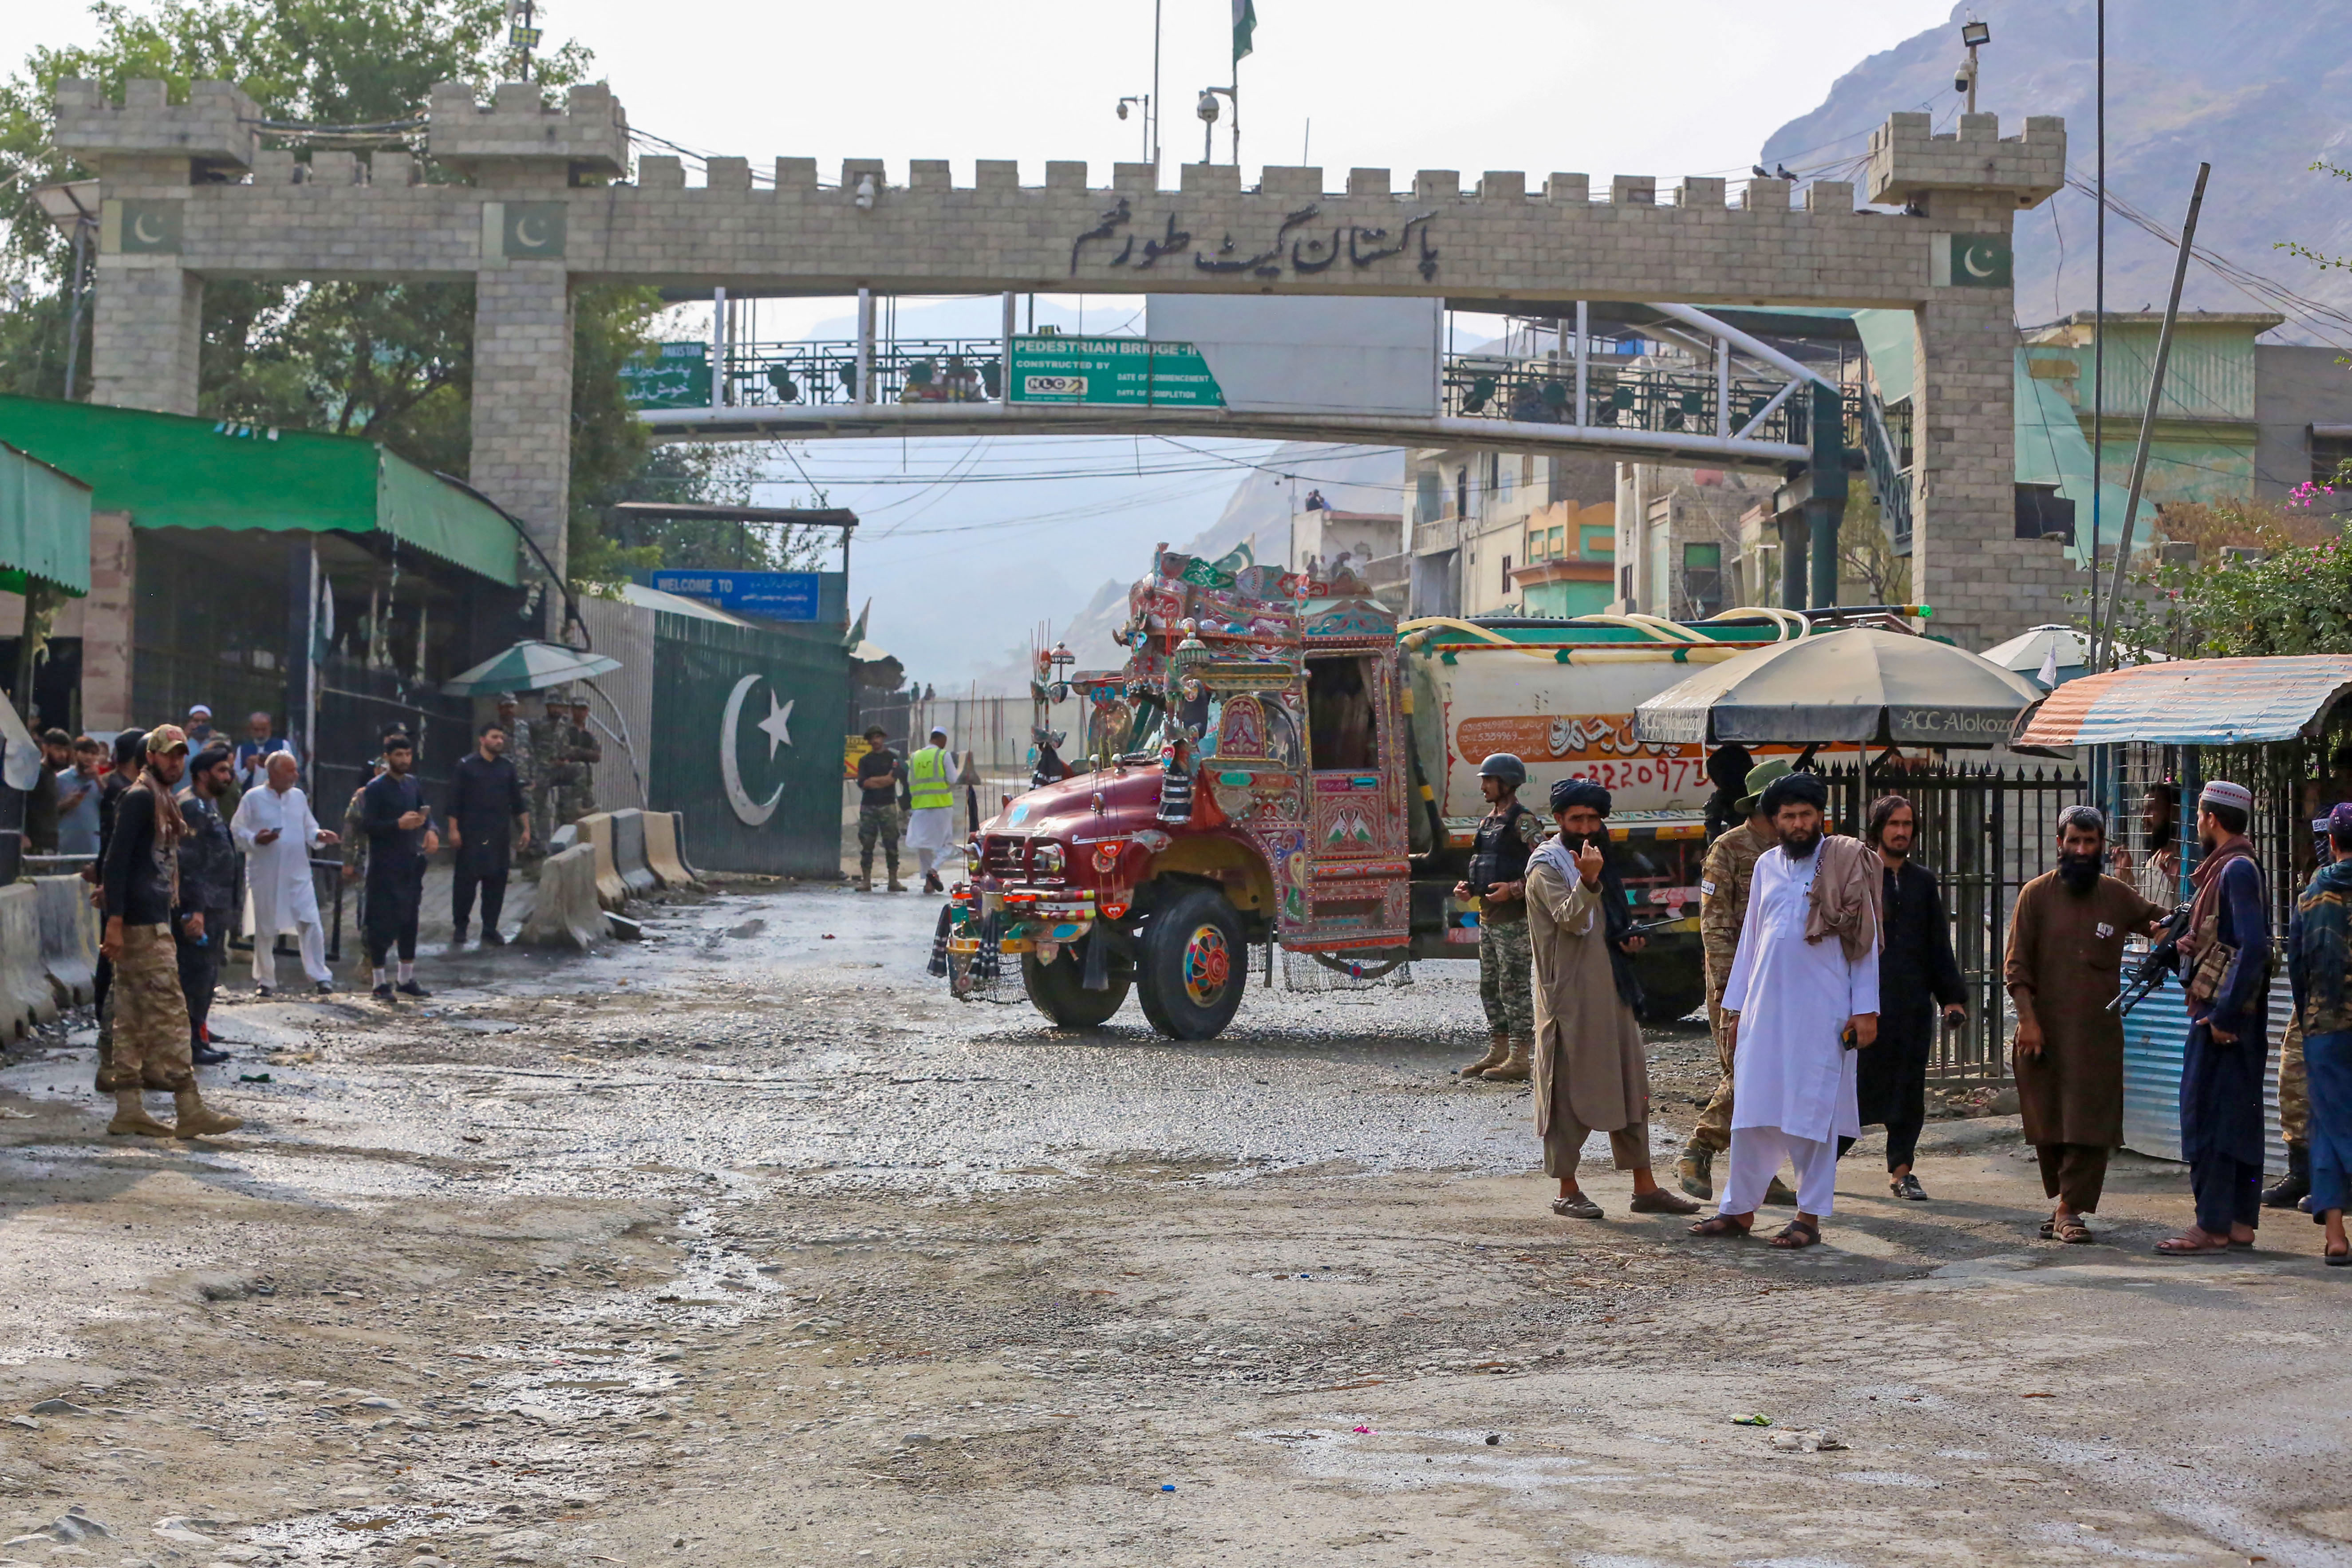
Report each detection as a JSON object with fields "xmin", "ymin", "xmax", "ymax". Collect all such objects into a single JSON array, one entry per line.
[{"xmin": 981, "ymin": 835, "xmax": 1026, "ymax": 876}]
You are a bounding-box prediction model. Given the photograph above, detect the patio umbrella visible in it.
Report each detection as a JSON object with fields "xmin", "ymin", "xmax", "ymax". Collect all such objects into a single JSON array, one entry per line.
[
  {"xmin": 1980, "ymin": 624, "xmax": 2089, "ymax": 689},
  {"xmin": 1633, "ymin": 627, "xmax": 2044, "ymax": 748},
  {"xmin": 440, "ymin": 640, "xmax": 621, "ymax": 697}
]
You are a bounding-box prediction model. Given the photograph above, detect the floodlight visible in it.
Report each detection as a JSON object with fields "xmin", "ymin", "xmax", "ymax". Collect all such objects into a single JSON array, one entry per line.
[{"xmin": 1960, "ymin": 20, "xmax": 1991, "ymax": 47}]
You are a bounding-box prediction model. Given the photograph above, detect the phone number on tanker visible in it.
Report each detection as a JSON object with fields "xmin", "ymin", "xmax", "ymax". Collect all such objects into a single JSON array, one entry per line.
[{"xmin": 1550, "ymin": 756, "xmax": 1706, "ymax": 793}]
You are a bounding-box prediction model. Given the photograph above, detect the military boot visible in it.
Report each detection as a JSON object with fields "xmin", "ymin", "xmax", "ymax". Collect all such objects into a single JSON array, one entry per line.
[
  {"xmin": 1481, "ymin": 1037, "xmax": 1533, "ymax": 1083},
  {"xmin": 2262, "ymin": 1144, "xmax": 2310, "ymax": 1209},
  {"xmin": 1459, "ymin": 1032, "xmax": 1511, "ymax": 1080},
  {"xmin": 107, "ymin": 1088, "xmax": 174, "ymax": 1138},
  {"xmin": 171, "ymin": 1085, "xmax": 243, "ymax": 1139},
  {"xmin": 1675, "ymin": 1140, "xmax": 1715, "ymax": 1201},
  {"xmin": 886, "ymin": 857, "xmax": 907, "ymax": 894},
  {"xmin": 1764, "ymin": 1174, "xmax": 1800, "ymax": 1206},
  {"xmin": 857, "ymin": 857, "xmax": 874, "ymax": 893}
]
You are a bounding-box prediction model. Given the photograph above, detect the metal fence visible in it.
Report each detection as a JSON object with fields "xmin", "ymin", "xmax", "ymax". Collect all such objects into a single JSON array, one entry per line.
[{"xmin": 1823, "ymin": 761, "xmax": 2091, "ymax": 1082}]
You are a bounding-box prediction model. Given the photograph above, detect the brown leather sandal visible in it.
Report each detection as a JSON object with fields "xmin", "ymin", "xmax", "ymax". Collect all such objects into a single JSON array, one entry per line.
[
  {"xmin": 1770, "ymin": 1219, "xmax": 1821, "ymax": 1249},
  {"xmin": 1688, "ymin": 1213, "xmax": 1752, "ymax": 1239}
]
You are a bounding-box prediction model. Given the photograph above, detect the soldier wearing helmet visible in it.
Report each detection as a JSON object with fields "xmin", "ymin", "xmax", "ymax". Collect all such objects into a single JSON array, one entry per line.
[{"xmin": 1454, "ymin": 752, "xmax": 1543, "ymax": 1083}]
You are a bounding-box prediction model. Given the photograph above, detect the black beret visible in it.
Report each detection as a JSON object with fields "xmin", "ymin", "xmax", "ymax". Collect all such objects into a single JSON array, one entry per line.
[
  {"xmin": 1759, "ymin": 770, "xmax": 1829, "ymax": 816},
  {"xmin": 1549, "ymin": 777, "xmax": 1611, "ymax": 816}
]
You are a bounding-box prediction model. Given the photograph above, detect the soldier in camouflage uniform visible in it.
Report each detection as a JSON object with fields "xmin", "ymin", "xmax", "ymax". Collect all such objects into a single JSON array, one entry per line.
[
  {"xmin": 555, "ymin": 699, "xmax": 603, "ymax": 828},
  {"xmin": 1677, "ymin": 758, "xmax": 1796, "ymax": 1202},
  {"xmin": 501, "ymin": 694, "xmax": 540, "ymax": 863},
  {"xmin": 528, "ymin": 693, "xmax": 563, "ymax": 847},
  {"xmin": 1456, "ymin": 754, "xmax": 1544, "ymax": 1083}
]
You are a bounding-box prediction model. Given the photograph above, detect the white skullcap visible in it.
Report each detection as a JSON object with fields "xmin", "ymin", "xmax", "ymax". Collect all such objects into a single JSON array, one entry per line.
[{"xmin": 2200, "ymin": 780, "xmax": 2253, "ymax": 814}]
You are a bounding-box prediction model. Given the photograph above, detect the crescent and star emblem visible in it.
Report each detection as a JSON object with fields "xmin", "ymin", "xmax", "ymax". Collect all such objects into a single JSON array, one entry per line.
[
  {"xmin": 131, "ymin": 212, "xmax": 165, "ymax": 245},
  {"xmin": 513, "ymin": 216, "xmax": 548, "ymax": 250},
  {"xmin": 720, "ymin": 673, "xmax": 794, "ymax": 826},
  {"xmin": 1962, "ymin": 243, "xmax": 1999, "ymax": 279}
]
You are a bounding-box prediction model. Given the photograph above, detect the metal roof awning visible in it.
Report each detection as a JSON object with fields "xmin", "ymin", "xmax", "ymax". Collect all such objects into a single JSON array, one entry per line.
[
  {"xmin": 0, "ymin": 440, "xmax": 92, "ymax": 596},
  {"xmin": 0, "ymin": 395, "xmax": 519, "ymax": 587},
  {"xmin": 2012, "ymin": 656, "xmax": 2352, "ymax": 748},
  {"xmin": 608, "ymin": 502, "xmax": 857, "ymax": 530}
]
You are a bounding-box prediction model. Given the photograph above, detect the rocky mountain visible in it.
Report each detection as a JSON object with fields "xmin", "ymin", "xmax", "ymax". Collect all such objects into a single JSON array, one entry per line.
[{"xmin": 1762, "ymin": 0, "xmax": 2352, "ymax": 342}]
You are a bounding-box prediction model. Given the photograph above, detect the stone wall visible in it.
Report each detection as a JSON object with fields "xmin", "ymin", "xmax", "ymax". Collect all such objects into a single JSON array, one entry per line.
[{"xmin": 51, "ymin": 79, "xmax": 2069, "ymax": 645}]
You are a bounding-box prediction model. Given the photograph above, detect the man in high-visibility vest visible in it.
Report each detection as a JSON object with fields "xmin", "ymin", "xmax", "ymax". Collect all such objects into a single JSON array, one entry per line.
[{"xmin": 904, "ymin": 727, "xmax": 959, "ymax": 893}]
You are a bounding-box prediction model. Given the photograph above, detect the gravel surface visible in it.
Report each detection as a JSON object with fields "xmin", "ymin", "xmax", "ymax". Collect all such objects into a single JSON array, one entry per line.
[{"xmin": 1, "ymin": 881, "xmax": 2347, "ymax": 1567}]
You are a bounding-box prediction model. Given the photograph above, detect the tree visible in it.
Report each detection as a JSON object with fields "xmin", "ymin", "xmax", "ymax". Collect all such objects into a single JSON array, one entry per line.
[
  {"xmin": 0, "ymin": 0, "xmax": 752, "ymax": 588},
  {"xmin": 2106, "ymin": 497, "xmax": 2352, "ymax": 659}
]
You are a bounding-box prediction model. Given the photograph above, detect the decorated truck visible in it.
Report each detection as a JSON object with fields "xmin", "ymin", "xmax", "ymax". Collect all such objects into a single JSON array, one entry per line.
[{"xmin": 937, "ymin": 547, "xmax": 1896, "ymax": 1039}]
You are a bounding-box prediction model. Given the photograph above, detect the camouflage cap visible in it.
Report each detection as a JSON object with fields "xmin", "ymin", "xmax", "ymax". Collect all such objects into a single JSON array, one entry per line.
[{"xmin": 144, "ymin": 724, "xmax": 190, "ymax": 756}]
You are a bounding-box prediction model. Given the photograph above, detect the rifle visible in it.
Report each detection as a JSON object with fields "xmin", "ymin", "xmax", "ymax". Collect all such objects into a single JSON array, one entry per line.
[{"xmin": 2111, "ymin": 902, "xmax": 2193, "ymax": 1016}]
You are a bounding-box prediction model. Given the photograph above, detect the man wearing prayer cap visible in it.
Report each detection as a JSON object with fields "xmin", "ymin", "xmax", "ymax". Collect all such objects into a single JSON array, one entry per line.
[
  {"xmin": 2157, "ymin": 779, "xmax": 2274, "ymax": 1255},
  {"xmin": 1524, "ymin": 777, "xmax": 1699, "ymax": 1218},
  {"xmin": 1689, "ymin": 767, "xmax": 1880, "ymax": 1249}
]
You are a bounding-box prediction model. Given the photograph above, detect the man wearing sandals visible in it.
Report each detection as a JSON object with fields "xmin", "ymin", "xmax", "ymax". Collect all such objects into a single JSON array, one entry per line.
[
  {"xmin": 2005, "ymin": 805, "xmax": 2170, "ymax": 1245},
  {"xmin": 1525, "ymin": 779, "xmax": 1699, "ymax": 1220},
  {"xmin": 2156, "ymin": 781, "xmax": 2274, "ymax": 1256},
  {"xmin": 1689, "ymin": 770, "xmax": 1879, "ymax": 1250}
]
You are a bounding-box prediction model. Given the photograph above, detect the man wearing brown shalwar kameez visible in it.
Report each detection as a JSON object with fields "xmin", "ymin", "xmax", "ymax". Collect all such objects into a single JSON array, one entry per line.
[
  {"xmin": 1527, "ymin": 778, "xmax": 1700, "ymax": 1220},
  {"xmin": 2004, "ymin": 804, "xmax": 2170, "ymax": 1242}
]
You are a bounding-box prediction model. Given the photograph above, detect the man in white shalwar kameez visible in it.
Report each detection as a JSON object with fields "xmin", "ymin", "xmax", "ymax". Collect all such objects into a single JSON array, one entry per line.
[
  {"xmin": 231, "ymin": 751, "xmax": 340, "ymax": 995},
  {"xmin": 1690, "ymin": 770, "xmax": 1880, "ymax": 1249}
]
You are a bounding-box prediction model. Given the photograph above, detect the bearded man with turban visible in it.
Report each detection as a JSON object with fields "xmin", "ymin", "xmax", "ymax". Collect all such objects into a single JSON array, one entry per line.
[
  {"xmin": 1689, "ymin": 769, "xmax": 1881, "ymax": 1249},
  {"xmin": 1524, "ymin": 778, "xmax": 1699, "ymax": 1219}
]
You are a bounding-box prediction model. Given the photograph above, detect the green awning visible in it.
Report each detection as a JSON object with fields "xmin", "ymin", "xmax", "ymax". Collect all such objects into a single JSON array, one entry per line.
[
  {"xmin": 0, "ymin": 395, "xmax": 518, "ymax": 587},
  {"xmin": 0, "ymin": 440, "xmax": 92, "ymax": 596}
]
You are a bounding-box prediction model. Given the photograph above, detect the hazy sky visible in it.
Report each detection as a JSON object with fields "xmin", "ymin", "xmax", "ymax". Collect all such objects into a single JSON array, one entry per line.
[{"xmin": 18, "ymin": 0, "xmax": 1969, "ymax": 681}]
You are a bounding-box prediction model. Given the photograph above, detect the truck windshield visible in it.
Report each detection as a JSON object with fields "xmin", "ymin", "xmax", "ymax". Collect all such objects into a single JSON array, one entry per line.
[{"xmin": 1122, "ymin": 695, "xmax": 1168, "ymax": 759}]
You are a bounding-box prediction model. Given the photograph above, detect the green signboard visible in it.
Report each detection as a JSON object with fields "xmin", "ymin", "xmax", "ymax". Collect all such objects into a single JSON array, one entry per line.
[
  {"xmin": 620, "ymin": 340, "xmax": 711, "ymax": 410},
  {"xmin": 1007, "ymin": 335, "xmax": 1225, "ymax": 407}
]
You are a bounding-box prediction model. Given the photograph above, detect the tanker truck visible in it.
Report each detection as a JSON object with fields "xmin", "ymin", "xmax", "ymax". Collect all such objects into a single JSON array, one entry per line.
[{"xmin": 935, "ymin": 546, "xmax": 1904, "ymax": 1040}]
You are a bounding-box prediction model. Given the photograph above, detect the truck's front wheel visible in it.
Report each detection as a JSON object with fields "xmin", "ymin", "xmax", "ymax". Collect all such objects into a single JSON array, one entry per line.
[
  {"xmin": 1021, "ymin": 943, "xmax": 1132, "ymax": 1029},
  {"xmin": 1135, "ymin": 886, "xmax": 1247, "ymax": 1040}
]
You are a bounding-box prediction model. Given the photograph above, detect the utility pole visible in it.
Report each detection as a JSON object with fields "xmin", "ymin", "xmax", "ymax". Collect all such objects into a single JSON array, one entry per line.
[
  {"xmin": 2097, "ymin": 162, "xmax": 2210, "ymax": 671},
  {"xmin": 1150, "ymin": 0, "xmax": 1162, "ymax": 176},
  {"xmin": 2088, "ymin": 0, "xmax": 2106, "ymax": 662}
]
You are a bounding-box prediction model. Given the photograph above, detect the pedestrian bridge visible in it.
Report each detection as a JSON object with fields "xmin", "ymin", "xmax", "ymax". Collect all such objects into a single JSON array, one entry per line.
[{"xmin": 639, "ymin": 300, "xmax": 1870, "ymax": 474}]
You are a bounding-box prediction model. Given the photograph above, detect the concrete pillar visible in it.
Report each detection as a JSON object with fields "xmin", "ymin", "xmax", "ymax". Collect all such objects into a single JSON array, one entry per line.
[
  {"xmin": 79, "ymin": 512, "xmax": 136, "ymax": 732},
  {"xmin": 1867, "ymin": 111, "xmax": 2071, "ymax": 652},
  {"xmin": 89, "ymin": 261, "xmax": 203, "ymax": 415},
  {"xmin": 470, "ymin": 262, "xmax": 576, "ymax": 584}
]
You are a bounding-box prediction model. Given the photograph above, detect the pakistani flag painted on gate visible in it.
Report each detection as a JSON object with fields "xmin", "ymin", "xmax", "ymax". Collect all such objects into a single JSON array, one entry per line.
[{"xmin": 1234, "ymin": 0, "xmax": 1256, "ymax": 63}]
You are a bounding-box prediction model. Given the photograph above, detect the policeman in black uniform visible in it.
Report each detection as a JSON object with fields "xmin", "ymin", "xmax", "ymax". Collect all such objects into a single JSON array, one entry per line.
[{"xmin": 1453, "ymin": 752, "xmax": 1544, "ymax": 1082}]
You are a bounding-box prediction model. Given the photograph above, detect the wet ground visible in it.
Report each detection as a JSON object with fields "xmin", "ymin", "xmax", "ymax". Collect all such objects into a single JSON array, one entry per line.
[{"xmin": 1, "ymin": 878, "xmax": 2348, "ymax": 1568}]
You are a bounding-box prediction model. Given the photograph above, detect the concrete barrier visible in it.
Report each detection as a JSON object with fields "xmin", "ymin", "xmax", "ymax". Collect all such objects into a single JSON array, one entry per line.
[
  {"xmin": 518, "ymin": 843, "xmax": 606, "ymax": 952},
  {"xmin": 32, "ymin": 875, "xmax": 98, "ymax": 1007},
  {"xmin": 642, "ymin": 809, "xmax": 698, "ymax": 888},
  {"xmin": 0, "ymin": 883, "xmax": 60, "ymax": 1040},
  {"xmin": 572, "ymin": 812, "xmax": 628, "ymax": 911},
  {"xmin": 608, "ymin": 808, "xmax": 658, "ymax": 898},
  {"xmin": 669, "ymin": 812, "xmax": 702, "ymax": 881}
]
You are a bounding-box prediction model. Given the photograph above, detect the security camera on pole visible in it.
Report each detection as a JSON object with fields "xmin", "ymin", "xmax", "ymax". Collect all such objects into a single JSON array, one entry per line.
[{"xmin": 1955, "ymin": 17, "xmax": 1990, "ymax": 112}]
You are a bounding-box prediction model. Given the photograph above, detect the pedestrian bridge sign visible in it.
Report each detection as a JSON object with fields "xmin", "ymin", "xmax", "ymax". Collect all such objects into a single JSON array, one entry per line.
[{"xmin": 1007, "ymin": 335, "xmax": 1225, "ymax": 407}]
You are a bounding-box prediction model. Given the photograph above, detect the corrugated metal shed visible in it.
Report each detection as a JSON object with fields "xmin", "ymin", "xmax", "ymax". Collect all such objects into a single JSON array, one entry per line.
[
  {"xmin": 2120, "ymin": 974, "xmax": 2292, "ymax": 1174},
  {"xmin": 2014, "ymin": 656, "xmax": 2352, "ymax": 747}
]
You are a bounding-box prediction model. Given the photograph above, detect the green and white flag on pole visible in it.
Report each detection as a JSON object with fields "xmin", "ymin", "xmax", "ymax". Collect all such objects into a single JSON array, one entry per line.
[{"xmin": 1233, "ymin": 0, "xmax": 1256, "ymax": 64}]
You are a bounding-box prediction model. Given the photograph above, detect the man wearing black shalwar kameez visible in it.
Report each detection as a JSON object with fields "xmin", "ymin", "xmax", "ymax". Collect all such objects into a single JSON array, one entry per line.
[{"xmin": 1847, "ymin": 794, "xmax": 1967, "ymax": 1200}]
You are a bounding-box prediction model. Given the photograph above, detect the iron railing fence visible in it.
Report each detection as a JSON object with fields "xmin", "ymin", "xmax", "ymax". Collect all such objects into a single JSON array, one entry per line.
[
  {"xmin": 1822, "ymin": 761, "xmax": 2091, "ymax": 1083},
  {"xmin": 2111, "ymin": 737, "xmax": 2348, "ymax": 951}
]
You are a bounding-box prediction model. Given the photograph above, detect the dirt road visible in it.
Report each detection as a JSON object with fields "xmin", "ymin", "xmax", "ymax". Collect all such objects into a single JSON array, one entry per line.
[{"xmin": 2, "ymin": 885, "xmax": 2347, "ymax": 1567}]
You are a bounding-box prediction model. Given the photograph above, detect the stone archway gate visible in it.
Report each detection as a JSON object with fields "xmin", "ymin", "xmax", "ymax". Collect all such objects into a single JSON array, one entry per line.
[{"xmin": 56, "ymin": 79, "xmax": 2068, "ymax": 649}]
